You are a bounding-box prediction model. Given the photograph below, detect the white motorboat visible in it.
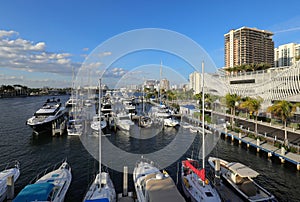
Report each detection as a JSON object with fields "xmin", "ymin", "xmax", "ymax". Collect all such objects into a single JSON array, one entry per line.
[
  {"xmin": 208, "ymin": 157, "xmax": 277, "ymax": 202},
  {"xmin": 91, "ymin": 115, "xmax": 107, "ymax": 132},
  {"xmin": 115, "ymin": 113, "xmax": 134, "ymax": 131},
  {"xmin": 140, "ymin": 116, "xmax": 153, "ymax": 128},
  {"xmin": 181, "ymin": 62, "xmax": 221, "ymax": 202},
  {"xmin": 0, "ymin": 161, "xmax": 20, "ymax": 202},
  {"xmin": 67, "ymin": 119, "xmax": 83, "ymax": 136},
  {"xmin": 65, "ymin": 97, "xmax": 78, "ymax": 108},
  {"xmin": 163, "ymin": 117, "xmax": 180, "ymax": 127},
  {"xmin": 26, "ymin": 97, "xmax": 67, "ymax": 133},
  {"xmin": 13, "ymin": 161, "xmax": 72, "ymax": 202},
  {"xmin": 83, "ymin": 78, "xmax": 116, "ymax": 202},
  {"xmin": 133, "ymin": 157, "xmax": 185, "ymax": 202}
]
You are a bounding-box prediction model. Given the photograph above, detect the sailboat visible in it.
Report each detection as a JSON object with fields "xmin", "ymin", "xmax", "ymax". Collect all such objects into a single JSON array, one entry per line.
[
  {"xmin": 181, "ymin": 62, "xmax": 221, "ymax": 202},
  {"xmin": 83, "ymin": 79, "xmax": 116, "ymax": 202},
  {"xmin": 140, "ymin": 80, "xmax": 153, "ymax": 128}
]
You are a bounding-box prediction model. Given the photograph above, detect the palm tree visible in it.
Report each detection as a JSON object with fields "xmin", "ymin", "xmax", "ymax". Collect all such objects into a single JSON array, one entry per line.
[
  {"xmin": 267, "ymin": 100, "xmax": 295, "ymax": 146},
  {"xmin": 225, "ymin": 93, "xmax": 241, "ymax": 126},
  {"xmin": 240, "ymin": 97, "xmax": 263, "ymax": 135}
]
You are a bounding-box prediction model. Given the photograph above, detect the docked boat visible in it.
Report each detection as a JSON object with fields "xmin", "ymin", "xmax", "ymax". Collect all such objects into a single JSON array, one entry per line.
[
  {"xmin": 83, "ymin": 78, "xmax": 116, "ymax": 202},
  {"xmin": 13, "ymin": 161, "xmax": 72, "ymax": 202},
  {"xmin": 91, "ymin": 115, "xmax": 107, "ymax": 132},
  {"xmin": 67, "ymin": 119, "xmax": 83, "ymax": 136},
  {"xmin": 115, "ymin": 113, "xmax": 134, "ymax": 131},
  {"xmin": 133, "ymin": 157, "xmax": 185, "ymax": 202},
  {"xmin": 0, "ymin": 161, "xmax": 20, "ymax": 202},
  {"xmin": 181, "ymin": 62, "xmax": 221, "ymax": 202},
  {"xmin": 83, "ymin": 172, "xmax": 116, "ymax": 202},
  {"xmin": 26, "ymin": 97, "xmax": 67, "ymax": 134},
  {"xmin": 65, "ymin": 97, "xmax": 78, "ymax": 108},
  {"xmin": 140, "ymin": 116, "xmax": 153, "ymax": 128},
  {"xmin": 164, "ymin": 117, "xmax": 180, "ymax": 127},
  {"xmin": 208, "ymin": 157, "xmax": 277, "ymax": 202},
  {"xmin": 181, "ymin": 159, "xmax": 221, "ymax": 201}
]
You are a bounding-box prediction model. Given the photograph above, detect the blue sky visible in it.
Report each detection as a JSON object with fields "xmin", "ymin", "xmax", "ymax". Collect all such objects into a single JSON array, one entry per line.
[{"xmin": 0, "ymin": 0, "xmax": 300, "ymax": 88}]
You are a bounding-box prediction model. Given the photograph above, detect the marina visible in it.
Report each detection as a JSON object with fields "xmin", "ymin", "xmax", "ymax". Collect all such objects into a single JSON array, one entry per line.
[{"xmin": 0, "ymin": 95, "xmax": 299, "ymax": 201}]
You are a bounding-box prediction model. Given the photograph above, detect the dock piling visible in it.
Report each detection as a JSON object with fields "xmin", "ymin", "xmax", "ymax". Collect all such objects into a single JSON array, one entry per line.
[
  {"xmin": 256, "ymin": 138, "xmax": 260, "ymax": 152},
  {"xmin": 7, "ymin": 175, "xmax": 14, "ymax": 201},
  {"xmin": 123, "ymin": 166, "xmax": 128, "ymax": 197},
  {"xmin": 214, "ymin": 159, "xmax": 220, "ymax": 186}
]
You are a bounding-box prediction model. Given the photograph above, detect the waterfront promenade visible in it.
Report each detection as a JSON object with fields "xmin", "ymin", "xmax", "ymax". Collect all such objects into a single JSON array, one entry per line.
[{"xmin": 183, "ymin": 112, "xmax": 300, "ymax": 171}]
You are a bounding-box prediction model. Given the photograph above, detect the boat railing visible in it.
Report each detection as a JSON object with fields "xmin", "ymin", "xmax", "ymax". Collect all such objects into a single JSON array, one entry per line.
[
  {"xmin": 29, "ymin": 159, "xmax": 67, "ymax": 184},
  {"xmin": 137, "ymin": 156, "xmax": 163, "ymax": 170},
  {"xmin": 0, "ymin": 160, "xmax": 20, "ymax": 170}
]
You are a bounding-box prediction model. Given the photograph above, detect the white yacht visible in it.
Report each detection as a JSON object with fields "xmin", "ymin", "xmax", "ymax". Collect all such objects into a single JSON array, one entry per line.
[
  {"xmin": 140, "ymin": 116, "xmax": 153, "ymax": 128},
  {"xmin": 208, "ymin": 157, "xmax": 277, "ymax": 202},
  {"xmin": 0, "ymin": 161, "xmax": 20, "ymax": 202},
  {"xmin": 115, "ymin": 113, "xmax": 134, "ymax": 131},
  {"xmin": 26, "ymin": 97, "xmax": 67, "ymax": 133},
  {"xmin": 163, "ymin": 117, "xmax": 180, "ymax": 127},
  {"xmin": 133, "ymin": 157, "xmax": 185, "ymax": 202},
  {"xmin": 67, "ymin": 119, "xmax": 83, "ymax": 136},
  {"xmin": 13, "ymin": 161, "xmax": 72, "ymax": 202},
  {"xmin": 65, "ymin": 97, "xmax": 78, "ymax": 108},
  {"xmin": 91, "ymin": 115, "xmax": 107, "ymax": 132}
]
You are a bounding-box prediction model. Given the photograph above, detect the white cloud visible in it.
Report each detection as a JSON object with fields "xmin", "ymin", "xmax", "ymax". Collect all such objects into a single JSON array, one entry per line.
[
  {"xmin": 0, "ymin": 30, "xmax": 18, "ymax": 38},
  {"xmin": 0, "ymin": 29, "xmax": 79, "ymax": 76},
  {"xmin": 104, "ymin": 67, "xmax": 127, "ymax": 78},
  {"xmin": 82, "ymin": 47, "xmax": 89, "ymax": 51}
]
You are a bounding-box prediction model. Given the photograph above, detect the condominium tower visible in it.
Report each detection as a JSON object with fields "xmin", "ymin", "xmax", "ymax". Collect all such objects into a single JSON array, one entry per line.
[
  {"xmin": 274, "ymin": 43, "xmax": 300, "ymax": 67},
  {"xmin": 224, "ymin": 27, "xmax": 274, "ymax": 68}
]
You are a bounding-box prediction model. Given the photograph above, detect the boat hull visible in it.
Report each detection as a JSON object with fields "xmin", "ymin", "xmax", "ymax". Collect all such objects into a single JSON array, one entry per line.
[{"xmin": 27, "ymin": 113, "xmax": 67, "ymax": 134}]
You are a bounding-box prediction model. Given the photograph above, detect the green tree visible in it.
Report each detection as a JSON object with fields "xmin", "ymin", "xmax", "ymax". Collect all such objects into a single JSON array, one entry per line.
[
  {"xmin": 225, "ymin": 93, "xmax": 241, "ymax": 126},
  {"xmin": 267, "ymin": 100, "xmax": 295, "ymax": 146},
  {"xmin": 240, "ymin": 96, "xmax": 263, "ymax": 135}
]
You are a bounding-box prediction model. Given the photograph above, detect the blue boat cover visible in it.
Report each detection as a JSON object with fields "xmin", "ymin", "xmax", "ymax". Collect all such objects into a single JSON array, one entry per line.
[
  {"xmin": 85, "ymin": 199, "xmax": 109, "ymax": 202},
  {"xmin": 13, "ymin": 182, "xmax": 54, "ymax": 202}
]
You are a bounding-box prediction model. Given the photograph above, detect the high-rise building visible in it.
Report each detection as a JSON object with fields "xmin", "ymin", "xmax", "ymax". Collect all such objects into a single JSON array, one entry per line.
[
  {"xmin": 274, "ymin": 43, "xmax": 300, "ymax": 67},
  {"xmin": 189, "ymin": 72, "xmax": 201, "ymax": 94},
  {"xmin": 160, "ymin": 78, "xmax": 170, "ymax": 91},
  {"xmin": 224, "ymin": 27, "xmax": 274, "ymax": 68}
]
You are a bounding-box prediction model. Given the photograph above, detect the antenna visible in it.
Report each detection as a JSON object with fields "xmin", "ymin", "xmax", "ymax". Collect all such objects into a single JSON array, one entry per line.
[
  {"xmin": 201, "ymin": 61, "xmax": 205, "ymax": 187},
  {"xmin": 98, "ymin": 78, "xmax": 102, "ymax": 186}
]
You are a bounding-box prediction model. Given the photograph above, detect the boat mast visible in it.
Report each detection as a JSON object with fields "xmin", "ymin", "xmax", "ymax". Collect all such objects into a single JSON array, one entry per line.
[
  {"xmin": 159, "ymin": 61, "xmax": 162, "ymax": 105},
  {"xmin": 98, "ymin": 78, "xmax": 102, "ymax": 185},
  {"xmin": 201, "ymin": 61, "xmax": 205, "ymax": 187},
  {"xmin": 143, "ymin": 77, "xmax": 145, "ymax": 114}
]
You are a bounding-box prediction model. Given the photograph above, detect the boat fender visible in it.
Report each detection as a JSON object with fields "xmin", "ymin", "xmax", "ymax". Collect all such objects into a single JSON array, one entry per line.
[{"xmin": 205, "ymin": 178, "xmax": 209, "ymax": 185}]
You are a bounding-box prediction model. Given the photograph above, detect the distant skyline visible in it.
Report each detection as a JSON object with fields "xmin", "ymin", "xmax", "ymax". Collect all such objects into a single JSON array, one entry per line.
[{"xmin": 0, "ymin": 0, "xmax": 300, "ymax": 88}]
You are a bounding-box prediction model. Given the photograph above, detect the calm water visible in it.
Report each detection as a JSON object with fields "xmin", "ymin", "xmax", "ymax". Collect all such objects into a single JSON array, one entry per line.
[{"xmin": 0, "ymin": 96, "xmax": 299, "ymax": 202}]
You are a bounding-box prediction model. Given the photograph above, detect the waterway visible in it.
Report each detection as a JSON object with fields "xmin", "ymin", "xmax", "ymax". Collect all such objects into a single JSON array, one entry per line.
[{"xmin": 0, "ymin": 95, "xmax": 299, "ymax": 201}]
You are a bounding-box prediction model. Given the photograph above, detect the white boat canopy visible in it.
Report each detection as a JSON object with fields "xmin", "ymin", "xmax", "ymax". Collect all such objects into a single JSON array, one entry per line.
[
  {"xmin": 145, "ymin": 173, "xmax": 185, "ymax": 202},
  {"xmin": 227, "ymin": 162, "xmax": 259, "ymax": 178}
]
